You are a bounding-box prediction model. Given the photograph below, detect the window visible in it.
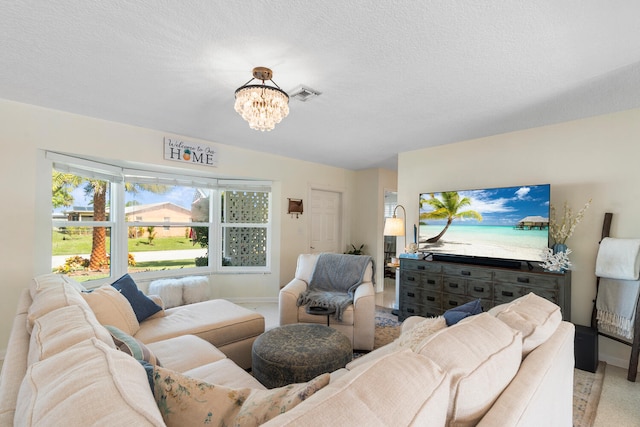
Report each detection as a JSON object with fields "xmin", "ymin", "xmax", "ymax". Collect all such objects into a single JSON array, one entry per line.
[
  {"xmin": 48, "ymin": 152, "xmax": 272, "ymax": 284},
  {"xmin": 220, "ymin": 190, "xmax": 270, "ymax": 268}
]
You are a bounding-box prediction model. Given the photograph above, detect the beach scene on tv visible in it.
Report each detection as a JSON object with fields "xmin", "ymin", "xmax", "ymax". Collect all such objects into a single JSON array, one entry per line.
[{"xmin": 418, "ymin": 185, "xmax": 551, "ymax": 263}]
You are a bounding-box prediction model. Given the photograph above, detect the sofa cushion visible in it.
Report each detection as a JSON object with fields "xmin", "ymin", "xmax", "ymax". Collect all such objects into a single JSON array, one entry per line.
[
  {"xmin": 146, "ymin": 295, "xmax": 166, "ymax": 320},
  {"xmin": 105, "ymin": 325, "xmax": 161, "ymax": 366},
  {"xmin": 262, "ymin": 349, "xmax": 450, "ymax": 427},
  {"xmin": 82, "ymin": 285, "xmax": 140, "ymax": 335},
  {"xmin": 347, "ymin": 316, "xmax": 447, "ymax": 371},
  {"xmin": 183, "ymin": 358, "xmax": 267, "ymax": 389},
  {"xmin": 27, "ymin": 282, "xmax": 90, "ymax": 333},
  {"xmin": 491, "ymin": 292, "xmax": 562, "ymax": 356},
  {"xmin": 111, "ymin": 274, "xmax": 162, "ymax": 322},
  {"xmin": 29, "ymin": 273, "xmax": 86, "ymax": 299},
  {"xmin": 134, "ymin": 299, "xmax": 263, "ymax": 347},
  {"xmin": 152, "ymin": 365, "xmax": 329, "ymax": 427},
  {"xmin": 16, "ymin": 338, "xmax": 164, "ymax": 426},
  {"xmin": 416, "ymin": 312, "xmax": 522, "ymax": 427},
  {"xmin": 28, "ymin": 304, "xmax": 115, "ymax": 365},
  {"xmin": 145, "ymin": 335, "xmax": 227, "ymax": 373},
  {"xmin": 443, "ymin": 298, "xmax": 483, "ymax": 326}
]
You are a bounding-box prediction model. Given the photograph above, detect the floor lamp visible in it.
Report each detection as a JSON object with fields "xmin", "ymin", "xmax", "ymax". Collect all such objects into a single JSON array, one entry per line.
[{"xmin": 384, "ymin": 205, "xmax": 406, "ymax": 315}]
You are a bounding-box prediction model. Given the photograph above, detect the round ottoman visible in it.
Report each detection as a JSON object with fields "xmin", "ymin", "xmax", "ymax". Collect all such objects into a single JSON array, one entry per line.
[{"xmin": 252, "ymin": 324, "xmax": 352, "ymax": 388}]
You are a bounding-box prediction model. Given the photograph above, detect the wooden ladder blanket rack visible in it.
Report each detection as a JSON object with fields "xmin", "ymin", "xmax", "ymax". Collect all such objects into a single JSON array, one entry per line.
[{"xmin": 591, "ymin": 212, "xmax": 640, "ymax": 382}]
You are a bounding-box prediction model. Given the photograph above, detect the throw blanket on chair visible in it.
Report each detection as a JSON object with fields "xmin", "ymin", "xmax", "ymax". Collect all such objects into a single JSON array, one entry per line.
[{"xmin": 297, "ymin": 253, "xmax": 373, "ymax": 322}]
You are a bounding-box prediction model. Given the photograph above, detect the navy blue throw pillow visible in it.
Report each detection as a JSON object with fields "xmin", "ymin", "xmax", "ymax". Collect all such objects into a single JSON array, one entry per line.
[
  {"xmin": 111, "ymin": 274, "xmax": 162, "ymax": 323},
  {"xmin": 443, "ymin": 299, "xmax": 483, "ymax": 326}
]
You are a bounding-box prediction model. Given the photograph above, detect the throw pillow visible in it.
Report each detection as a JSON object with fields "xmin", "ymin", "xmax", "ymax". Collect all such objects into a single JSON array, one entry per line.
[
  {"xmin": 443, "ymin": 298, "xmax": 483, "ymax": 326},
  {"xmin": 105, "ymin": 325, "xmax": 162, "ymax": 366},
  {"xmin": 152, "ymin": 366, "xmax": 330, "ymax": 427},
  {"xmin": 396, "ymin": 316, "xmax": 447, "ymax": 351},
  {"xmin": 148, "ymin": 278, "xmax": 185, "ymax": 308},
  {"xmin": 111, "ymin": 274, "xmax": 162, "ymax": 322},
  {"xmin": 493, "ymin": 292, "xmax": 562, "ymax": 356},
  {"xmin": 181, "ymin": 276, "xmax": 210, "ymax": 305},
  {"xmin": 82, "ymin": 285, "xmax": 140, "ymax": 335}
]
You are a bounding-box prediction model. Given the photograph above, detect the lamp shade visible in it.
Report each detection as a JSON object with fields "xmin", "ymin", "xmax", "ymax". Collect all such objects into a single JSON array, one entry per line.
[{"xmin": 384, "ymin": 217, "xmax": 405, "ymax": 236}]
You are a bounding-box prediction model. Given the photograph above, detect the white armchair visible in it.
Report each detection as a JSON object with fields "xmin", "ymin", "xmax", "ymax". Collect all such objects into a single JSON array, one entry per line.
[{"xmin": 279, "ymin": 253, "xmax": 376, "ymax": 350}]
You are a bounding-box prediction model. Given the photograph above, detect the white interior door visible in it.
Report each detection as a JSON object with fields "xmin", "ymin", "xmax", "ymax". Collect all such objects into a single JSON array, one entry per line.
[{"xmin": 310, "ymin": 189, "xmax": 342, "ymax": 253}]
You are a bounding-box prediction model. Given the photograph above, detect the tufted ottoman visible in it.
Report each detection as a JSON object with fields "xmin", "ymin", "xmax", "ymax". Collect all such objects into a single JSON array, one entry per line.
[{"xmin": 252, "ymin": 324, "xmax": 352, "ymax": 388}]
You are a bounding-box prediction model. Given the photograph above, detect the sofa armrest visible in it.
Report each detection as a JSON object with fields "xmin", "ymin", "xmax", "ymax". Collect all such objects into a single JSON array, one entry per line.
[
  {"xmin": 353, "ymin": 282, "xmax": 376, "ymax": 350},
  {"xmin": 279, "ymin": 278, "xmax": 308, "ymax": 325},
  {"xmin": 353, "ymin": 281, "xmax": 375, "ymax": 303}
]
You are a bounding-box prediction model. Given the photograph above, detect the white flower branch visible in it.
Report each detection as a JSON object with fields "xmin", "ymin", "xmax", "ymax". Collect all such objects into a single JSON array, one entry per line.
[
  {"xmin": 539, "ymin": 247, "xmax": 572, "ymax": 272},
  {"xmin": 549, "ymin": 199, "xmax": 591, "ymax": 245}
]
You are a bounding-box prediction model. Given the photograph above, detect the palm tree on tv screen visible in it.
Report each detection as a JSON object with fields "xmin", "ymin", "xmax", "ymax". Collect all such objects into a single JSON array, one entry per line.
[{"xmin": 420, "ymin": 191, "xmax": 483, "ymax": 243}]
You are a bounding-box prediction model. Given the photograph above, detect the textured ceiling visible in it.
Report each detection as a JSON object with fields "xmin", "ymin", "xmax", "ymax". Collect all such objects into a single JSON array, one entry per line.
[{"xmin": 2, "ymin": 1, "xmax": 640, "ymax": 170}]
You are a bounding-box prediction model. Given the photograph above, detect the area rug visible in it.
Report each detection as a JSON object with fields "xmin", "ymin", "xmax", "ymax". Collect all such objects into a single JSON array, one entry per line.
[
  {"xmin": 373, "ymin": 306, "xmax": 401, "ymax": 348},
  {"xmin": 367, "ymin": 307, "xmax": 605, "ymax": 427},
  {"xmin": 573, "ymin": 362, "xmax": 606, "ymax": 427}
]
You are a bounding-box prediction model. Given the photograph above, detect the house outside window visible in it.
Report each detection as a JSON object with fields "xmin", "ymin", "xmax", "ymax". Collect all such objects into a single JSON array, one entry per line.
[{"xmin": 49, "ymin": 152, "xmax": 272, "ymax": 284}]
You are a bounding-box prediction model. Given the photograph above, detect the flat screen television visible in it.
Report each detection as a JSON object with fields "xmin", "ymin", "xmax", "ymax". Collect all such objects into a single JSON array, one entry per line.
[{"xmin": 418, "ymin": 184, "xmax": 550, "ymax": 267}]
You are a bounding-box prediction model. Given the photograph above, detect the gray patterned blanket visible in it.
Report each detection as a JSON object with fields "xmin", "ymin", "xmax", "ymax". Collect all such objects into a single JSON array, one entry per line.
[{"xmin": 297, "ymin": 253, "xmax": 372, "ymax": 321}]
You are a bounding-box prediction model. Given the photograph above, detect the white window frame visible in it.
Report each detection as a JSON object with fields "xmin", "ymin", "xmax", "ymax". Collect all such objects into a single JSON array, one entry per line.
[
  {"xmin": 218, "ymin": 187, "xmax": 272, "ymax": 273},
  {"xmin": 47, "ymin": 152, "xmax": 272, "ymax": 284}
]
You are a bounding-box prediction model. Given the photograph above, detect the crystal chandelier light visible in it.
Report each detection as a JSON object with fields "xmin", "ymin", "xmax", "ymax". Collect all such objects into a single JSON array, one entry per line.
[{"xmin": 234, "ymin": 67, "xmax": 289, "ymax": 132}]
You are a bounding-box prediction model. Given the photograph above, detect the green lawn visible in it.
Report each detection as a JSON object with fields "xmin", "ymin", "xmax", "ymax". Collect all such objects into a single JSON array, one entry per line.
[{"xmin": 52, "ymin": 231, "xmax": 200, "ymax": 255}]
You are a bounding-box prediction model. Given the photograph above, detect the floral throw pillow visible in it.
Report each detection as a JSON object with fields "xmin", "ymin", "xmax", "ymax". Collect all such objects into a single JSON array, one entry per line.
[{"xmin": 152, "ymin": 366, "xmax": 329, "ymax": 427}]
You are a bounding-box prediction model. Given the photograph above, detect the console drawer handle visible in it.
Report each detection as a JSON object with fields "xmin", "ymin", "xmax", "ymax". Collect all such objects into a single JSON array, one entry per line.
[
  {"xmin": 427, "ymin": 279, "xmax": 435, "ymax": 285},
  {"xmin": 407, "ymin": 276, "xmax": 416, "ymax": 282},
  {"xmin": 502, "ymin": 291, "xmax": 514, "ymax": 297},
  {"xmin": 517, "ymin": 277, "xmax": 529, "ymax": 283},
  {"xmin": 473, "ymin": 286, "xmax": 484, "ymax": 292},
  {"xmin": 407, "ymin": 292, "xmax": 415, "ymax": 298},
  {"xmin": 461, "ymin": 271, "xmax": 471, "ymax": 276},
  {"xmin": 427, "ymin": 296, "xmax": 435, "ymax": 301},
  {"xmin": 449, "ymin": 300, "xmax": 458, "ymax": 306},
  {"xmin": 417, "ymin": 265, "xmax": 425, "ymax": 270},
  {"xmin": 407, "ymin": 308, "xmax": 415, "ymax": 313},
  {"xmin": 448, "ymin": 283, "xmax": 459, "ymax": 288}
]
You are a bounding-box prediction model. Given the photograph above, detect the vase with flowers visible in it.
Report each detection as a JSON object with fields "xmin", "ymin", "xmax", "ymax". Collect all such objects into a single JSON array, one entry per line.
[
  {"xmin": 549, "ymin": 199, "xmax": 591, "ymax": 251},
  {"xmin": 542, "ymin": 198, "xmax": 591, "ymax": 271}
]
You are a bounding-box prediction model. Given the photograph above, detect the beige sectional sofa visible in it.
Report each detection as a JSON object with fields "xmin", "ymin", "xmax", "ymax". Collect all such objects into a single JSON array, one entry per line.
[{"xmin": 0, "ymin": 273, "xmax": 574, "ymax": 426}]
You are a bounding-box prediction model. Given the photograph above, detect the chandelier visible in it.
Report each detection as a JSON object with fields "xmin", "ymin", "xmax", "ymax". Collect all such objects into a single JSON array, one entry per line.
[{"xmin": 234, "ymin": 67, "xmax": 289, "ymax": 132}]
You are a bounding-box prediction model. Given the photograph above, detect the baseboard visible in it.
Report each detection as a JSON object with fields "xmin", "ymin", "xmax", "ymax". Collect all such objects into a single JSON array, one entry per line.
[{"xmin": 598, "ymin": 353, "xmax": 640, "ymax": 372}]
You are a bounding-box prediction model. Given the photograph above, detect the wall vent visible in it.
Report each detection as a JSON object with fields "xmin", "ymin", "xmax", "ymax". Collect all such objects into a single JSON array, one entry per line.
[{"xmin": 289, "ymin": 85, "xmax": 321, "ymax": 102}]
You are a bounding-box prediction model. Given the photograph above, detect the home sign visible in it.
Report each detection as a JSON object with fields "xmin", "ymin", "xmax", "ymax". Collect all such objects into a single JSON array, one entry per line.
[{"xmin": 163, "ymin": 137, "xmax": 219, "ymax": 167}]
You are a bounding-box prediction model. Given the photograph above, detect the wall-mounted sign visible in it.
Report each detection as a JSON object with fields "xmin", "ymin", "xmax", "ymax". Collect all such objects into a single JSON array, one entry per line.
[{"xmin": 164, "ymin": 137, "xmax": 218, "ymax": 167}]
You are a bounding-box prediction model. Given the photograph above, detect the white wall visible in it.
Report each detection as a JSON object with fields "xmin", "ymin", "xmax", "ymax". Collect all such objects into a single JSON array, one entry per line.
[
  {"xmin": 398, "ymin": 107, "xmax": 640, "ymax": 369},
  {"xmin": 0, "ymin": 99, "xmax": 359, "ymax": 352},
  {"xmin": 352, "ymin": 168, "xmax": 398, "ymax": 289}
]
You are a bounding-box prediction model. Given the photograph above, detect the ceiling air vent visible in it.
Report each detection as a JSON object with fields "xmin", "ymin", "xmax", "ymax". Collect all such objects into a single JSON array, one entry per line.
[{"xmin": 289, "ymin": 85, "xmax": 322, "ymax": 102}]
